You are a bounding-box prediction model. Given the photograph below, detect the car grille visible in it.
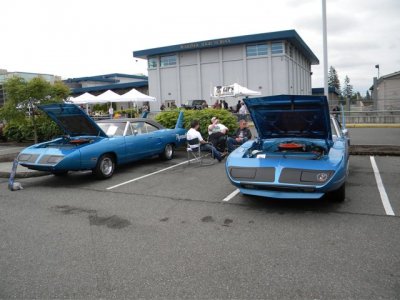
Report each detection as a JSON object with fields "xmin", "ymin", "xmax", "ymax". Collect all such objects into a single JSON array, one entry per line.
[
  {"xmin": 229, "ymin": 167, "xmax": 275, "ymax": 182},
  {"xmin": 17, "ymin": 154, "xmax": 39, "ymax": 163}
]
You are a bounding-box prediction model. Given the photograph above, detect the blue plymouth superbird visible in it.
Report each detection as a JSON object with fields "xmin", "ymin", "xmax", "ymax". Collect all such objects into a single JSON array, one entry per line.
[
  {"xmin": 225, "ymin": 95, "xmax": 349, "ymax": 202},
  {"xmin": 17, "ymin": 103, "xmax": 187, "ymax": 179}
]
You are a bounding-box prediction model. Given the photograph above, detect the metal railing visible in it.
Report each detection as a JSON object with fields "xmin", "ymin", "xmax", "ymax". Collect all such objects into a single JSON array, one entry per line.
[{"xmin": 341, "ymin": 110, "xmax": 400, "ymax": 124}]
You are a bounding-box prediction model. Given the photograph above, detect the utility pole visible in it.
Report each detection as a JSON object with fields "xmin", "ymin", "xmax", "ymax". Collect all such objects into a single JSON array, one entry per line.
[{"xmin": 322, "ymin": 0, "xmax": 329, "ymax": 101}]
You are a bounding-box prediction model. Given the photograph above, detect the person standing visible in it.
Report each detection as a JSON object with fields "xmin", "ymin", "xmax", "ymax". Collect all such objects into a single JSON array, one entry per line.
[
  {"xmin": 238, "ymin": 101, "xmax": 248, "ymax": 121},
  {"xmin": 187, "ymin": 120, "xmax": 225, "ymax": 162},
  {"xmin": 236, "ymin": 100, "xmax": 241, "ymax": 113},
  {"xmin": 108, "ymin": 106, "xmax": 114, "ymax": 119}
]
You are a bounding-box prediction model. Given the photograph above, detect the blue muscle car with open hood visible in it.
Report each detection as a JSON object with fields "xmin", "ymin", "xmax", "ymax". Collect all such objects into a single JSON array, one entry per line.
[
  {"xmin": 17, "ymin": 103, "xmax": 187, "ymax": 179},
  {"xmin": 225, "ymin": 95, "xmax": 349, "ymax": 202}
]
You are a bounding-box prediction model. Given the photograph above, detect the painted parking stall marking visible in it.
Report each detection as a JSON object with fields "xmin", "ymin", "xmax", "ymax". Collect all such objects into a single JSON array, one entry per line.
[
  {"xmin": 106, "ymin": 159, "xmax": 197, "ymax": 190},
  {"xmin": 370, "ymin": 156, "xmax": 395, "ymax": 216},
  {"xmin": 222, "ymin": 189, "xmax": 240, "ymax": 202}
]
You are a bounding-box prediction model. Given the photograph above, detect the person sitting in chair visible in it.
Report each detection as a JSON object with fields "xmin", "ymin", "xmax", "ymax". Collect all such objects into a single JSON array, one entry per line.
[
  {"xmin": 227, "ymin": 120, "xmax": 252, "ymax": 153},
  {"xmin": 187, "ymin": 119, "xmax": 226, "ymax": 162},
  {"xmin": 208, "ymin": 117, "xmax": 228, "ymax": 153}
]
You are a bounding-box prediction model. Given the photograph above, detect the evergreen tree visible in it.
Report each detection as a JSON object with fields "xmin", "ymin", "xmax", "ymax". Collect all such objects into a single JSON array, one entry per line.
[
  {"xmin": 328, "ymin": 66, "xmax": 341, "ymax": 92},
  {"xmin": 365, "ymin": 90, "xmax": 371, "ymax": 100},
  {"xmin": 342, "ymin": 75, "xmax": 353, "ymax": 100}
]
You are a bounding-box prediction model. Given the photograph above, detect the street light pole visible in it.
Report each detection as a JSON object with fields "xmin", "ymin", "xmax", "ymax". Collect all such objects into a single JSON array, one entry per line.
[{"xmin": 322, "ymin": 0, "xmax": 329, "ymax": 101}]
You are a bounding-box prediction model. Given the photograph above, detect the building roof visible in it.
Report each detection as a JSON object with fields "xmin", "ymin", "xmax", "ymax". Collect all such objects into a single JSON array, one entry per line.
[
  {"xmin": 64, "ymin": 73, "xmax": 148, "ymax": 83},
  {"xmin": 133, "ymin": 29, "xmax": 319, "ymax": 65},
  {"xmin": 378, "ymin": 70, "xmax": 400, "ymax": 81},
  {"xmin": 70, "ymin": 80, "xmax": 148, "ymax": 95},
  {"xmin": 370, "ymin": 70, "xmax": 400, "ymax": 91}
]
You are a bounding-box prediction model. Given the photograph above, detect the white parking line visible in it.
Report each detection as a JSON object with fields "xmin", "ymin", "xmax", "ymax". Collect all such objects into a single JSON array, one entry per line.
[
  {"xmin": 106, "ymin": 159, "xmax": 195, "ymax": 190},
  {"xmin": 370, "ymin": 156, "xmax": 395, "ymax": 216},
  {"xmin": 222, "ymin": 189, "xmax": 240, "ymax": 202}
]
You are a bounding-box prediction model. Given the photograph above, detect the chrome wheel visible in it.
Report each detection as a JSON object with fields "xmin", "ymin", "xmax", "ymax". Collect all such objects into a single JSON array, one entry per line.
[
  {"xmin": 94, "ymin": 154, "xmax": 115, "ymax": 179},
  {"xmin": 160, "ymin": 144, "xmax": 174, "ymax": 160}
]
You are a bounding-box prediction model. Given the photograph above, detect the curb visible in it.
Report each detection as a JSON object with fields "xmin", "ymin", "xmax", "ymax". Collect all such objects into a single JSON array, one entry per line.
[
  {"xmin": 347, "ymin": 124, "xmax": 400, "ymax": 128},
  {"xmin": 0, "ymin": 170, "xmax": 50, "ymax": 179},
  {"xmin": 349, "ymin": 145, "xmax": 400, "ymax": 156}
]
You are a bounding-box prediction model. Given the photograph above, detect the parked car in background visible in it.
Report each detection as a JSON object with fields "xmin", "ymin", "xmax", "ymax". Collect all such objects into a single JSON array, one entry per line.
[
  {"xmin": 181, "ymin": 99, "xmax": 208, "ymax": 110},
  {"xmin": 225, "ymin": 95, "xmax": 350, "ymax": 202},
  {"xmin": 17, "ymin": 104, "xmax": 187, "ymax": 179}
]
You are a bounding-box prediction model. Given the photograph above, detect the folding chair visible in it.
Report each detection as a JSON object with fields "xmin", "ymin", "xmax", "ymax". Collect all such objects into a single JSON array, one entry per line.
[{"xmin": 186, "ymin": 138, "xmax": 214, "ymax": 166}]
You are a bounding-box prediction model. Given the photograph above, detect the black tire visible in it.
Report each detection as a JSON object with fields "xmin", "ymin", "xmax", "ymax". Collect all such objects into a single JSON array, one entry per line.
[
  {"xmin": 329, "ymin": 183, "xmax": 345, "ymax": 202},
  {"xmin": 52, "ymin": 170, "xmax": 68, "ymax": 177},
  {"xmin": 93, "ymin": 154, "xmax": 115, "ymax": 179},
  {"xmin": 160, "ymin": 143, "xmax": 174, "ymax": 160}
]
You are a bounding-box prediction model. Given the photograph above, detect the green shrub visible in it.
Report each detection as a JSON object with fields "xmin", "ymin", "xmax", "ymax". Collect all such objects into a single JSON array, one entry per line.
[
  {"xmin": 4, "ymin": 119, "xmax": 33, "ymax": 142},
  {"xmin": 155, "ymin": 109, "xmax": 239, "ymax": 137},
  {"xmin": 36, "ymin": 115, "xmax": 63, "ymax": 141},
  {"xmin": 4, "ymin": 114, "xmax": 63, "ymax": 142}
]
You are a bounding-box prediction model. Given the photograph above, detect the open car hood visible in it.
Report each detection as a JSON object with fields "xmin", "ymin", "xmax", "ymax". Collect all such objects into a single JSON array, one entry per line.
[
  {"xmin": 244, "ymin": 95, "xmax": 332, "ymax": 141},
  {"xmin": 39, "ymin": 103, "xmax": 108, "ymax": 137}
]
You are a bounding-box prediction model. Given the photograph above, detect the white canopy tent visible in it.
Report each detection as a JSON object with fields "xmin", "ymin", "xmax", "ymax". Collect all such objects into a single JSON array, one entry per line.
[
  {"xmin": 67, "ymin": 89, "xmax": 157, "ymax": 115},
  {"xmin": 95, "ymin": 90, "xmax": 123, "ymax": 103},
  {"xmin": 69, "ymin": 92, "xmax": 99, "ymax": 105},
  {"xmin": 119, "ymin": 88, "xmax": 156, "ymax": 102},
  {"xmin": 69, "ymin": 89, "xmax": 156, "ymax": 105},
  {"xmin": 213, "ymin": 83, "xmax": 261, "ymax": 98}
]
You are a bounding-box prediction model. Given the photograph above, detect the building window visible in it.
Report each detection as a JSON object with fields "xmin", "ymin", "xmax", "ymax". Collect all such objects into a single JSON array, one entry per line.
[
  {"xmin": 148, "ymin": 57, "xmax": 157, "ymax": 69},
  {"xmin": 246, "ymin": 44, "xmax": 268, "ymax": 57},
  {"xmin": 271, "ymin": 42, "xmax": 284, "ymax": 55},
  {"xmin": 160, "ymin": 55, "xmax": 177, "ymax": 67}
]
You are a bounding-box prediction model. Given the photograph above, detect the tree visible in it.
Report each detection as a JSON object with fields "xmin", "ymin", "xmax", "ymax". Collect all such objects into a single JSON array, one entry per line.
[
  {"xmin": 365, "ymin": 90, "xmax": 371, "ymax": 101},
  {"xmin": 342, "ymin": 75, "xmax": 353, "ymax": 100},
  {"xmin": 0, "ymin": 76, "xmax": 70, "ymax": 143},
  {"xmin": 328, "ymin": 66, "xmax": 341, "ymax": 92}
]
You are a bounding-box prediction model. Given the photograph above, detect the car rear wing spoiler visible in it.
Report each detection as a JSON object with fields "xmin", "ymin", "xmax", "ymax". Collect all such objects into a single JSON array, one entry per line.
[{"xmin": 175, "ymin": 111, "xmax": 184, "ymax": 129}]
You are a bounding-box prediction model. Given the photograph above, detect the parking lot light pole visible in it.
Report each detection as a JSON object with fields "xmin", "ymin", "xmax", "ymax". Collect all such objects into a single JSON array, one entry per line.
[{"xmin": 322, "ymin": 0, "xmax": 329, "ymax": 101}]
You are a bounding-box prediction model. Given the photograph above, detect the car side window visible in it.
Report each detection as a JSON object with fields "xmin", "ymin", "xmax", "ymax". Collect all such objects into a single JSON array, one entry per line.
[
  {"xmin": 331, "ymin": 118, "xmax": 342, "ymax": 138},
  {"xmin": 125, "ymin": 122, "xmax": 134, "ymax": 136},
  {"xmin": 130, "ymin": 122, "xmax": 144, "ymax": 135},
  {"xmin": 97, "ymin": 122, "xmax": 125, "ymax": 136},
  {"xmin": 143, "ymin": 122, "xmax": 158, "ymax": 134}
]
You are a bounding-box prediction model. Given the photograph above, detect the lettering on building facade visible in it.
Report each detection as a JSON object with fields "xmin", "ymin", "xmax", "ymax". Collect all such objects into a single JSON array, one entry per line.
[{"xmin": 180, "ymin": 39, "xmax": 231, "ymax": 50}]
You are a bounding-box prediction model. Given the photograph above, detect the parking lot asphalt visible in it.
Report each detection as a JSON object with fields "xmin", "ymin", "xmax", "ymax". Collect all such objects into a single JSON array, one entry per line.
[{"xmin": 1, "ymin": 149, "xmax": 399, "ymax": 298}]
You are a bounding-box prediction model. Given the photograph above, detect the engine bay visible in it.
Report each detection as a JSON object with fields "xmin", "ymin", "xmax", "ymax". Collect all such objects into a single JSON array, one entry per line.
[{"xmin": 246, "ymin": 139, "xmax": 329, "ymax": 160}]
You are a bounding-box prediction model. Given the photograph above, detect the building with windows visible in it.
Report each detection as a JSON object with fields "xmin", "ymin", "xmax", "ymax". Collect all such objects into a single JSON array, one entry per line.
[
  {"xmin": 370, "ymin": 71, "xmax": 400, "ymax": 110},
  {"xmin": 63, "ymin": 73, "xmax": 148, "ymax": 96},
  {"xmin": 133, "ymin": 30, "xmax": 319, "ymax": 109},
  {"xmin": 0, "ymin": 69, "xmax": 62, "ymax": 106},
  {"xmin": 63, "ymin": 73, "xmax": 149, "ymax": 112}
]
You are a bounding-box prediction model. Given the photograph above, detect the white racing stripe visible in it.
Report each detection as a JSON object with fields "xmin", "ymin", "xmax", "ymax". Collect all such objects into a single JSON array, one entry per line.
[
  {"xmin": 106, "ymin": 159, "xmax": 196, "ymax": 190},
  {"xmin": 370, "ymin": 156, "xmax": 395, "ymax": 216},
  {"xmin": 222, "ymin": 189, "xmax": 240, "ymax": 202}
]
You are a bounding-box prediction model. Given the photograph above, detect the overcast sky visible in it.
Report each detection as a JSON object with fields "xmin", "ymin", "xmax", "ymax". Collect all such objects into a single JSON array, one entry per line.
[{"xmin": 2, "ymin": 0, "xmax": 399, "ymax": 94}]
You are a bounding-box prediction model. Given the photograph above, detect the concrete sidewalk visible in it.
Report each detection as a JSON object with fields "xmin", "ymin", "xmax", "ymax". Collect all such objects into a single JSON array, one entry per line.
[{"xmin": 0, "ymin": 144, "xmax": 50, "ymax": 178}]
